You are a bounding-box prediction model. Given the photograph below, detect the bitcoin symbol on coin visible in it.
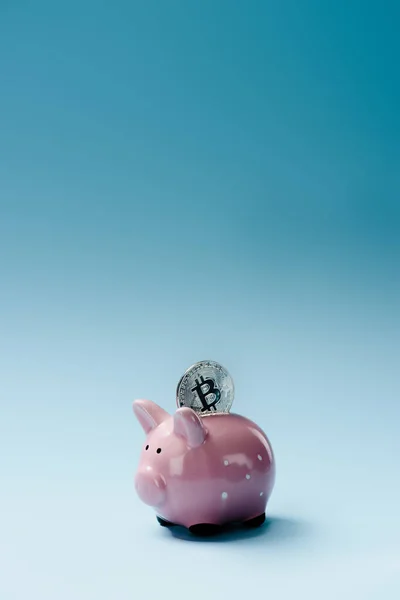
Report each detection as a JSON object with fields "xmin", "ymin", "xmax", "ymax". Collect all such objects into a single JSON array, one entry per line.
[
  {"xmin": 176, "ymin": 360, "xmax": 234, "ymax": 415},
  {"xmin": 191, "ymin": 375, "xmax": 221, "ymax": 412}
]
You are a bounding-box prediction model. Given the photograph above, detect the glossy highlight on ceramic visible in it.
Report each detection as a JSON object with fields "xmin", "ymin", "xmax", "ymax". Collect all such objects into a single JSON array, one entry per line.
[{"xmin": 133, "ymin": 399, "xmax": 275, "ymax": 535}]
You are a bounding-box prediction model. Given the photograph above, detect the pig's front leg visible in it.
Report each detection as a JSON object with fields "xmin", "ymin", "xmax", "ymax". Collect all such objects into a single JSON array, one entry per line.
[{"xmin": 156, "ymin": 516, "xmax": 177, "ymax": 528}]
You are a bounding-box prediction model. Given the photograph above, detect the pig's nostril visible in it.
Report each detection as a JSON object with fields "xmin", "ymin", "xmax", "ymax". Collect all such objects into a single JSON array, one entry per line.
[
  {"xmin": 156, "ymin": 448, "xmax": 162, "ymax": 454},
  {"xmin": 135, "ymin": 471, "xmax": 166, "ymax": 507},
  {"xmin": 145, "ymin": 445, "xmax": 149, "ymax": 450}
]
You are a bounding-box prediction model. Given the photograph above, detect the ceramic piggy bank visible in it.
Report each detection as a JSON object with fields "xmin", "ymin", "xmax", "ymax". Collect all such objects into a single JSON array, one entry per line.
[{"xmin": 133, "ymin": 399, "xmax": 275, "ymax": 535}]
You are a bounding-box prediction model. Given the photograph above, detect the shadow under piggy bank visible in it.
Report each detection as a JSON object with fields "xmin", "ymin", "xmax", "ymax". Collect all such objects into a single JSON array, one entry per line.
[{"xmin": 161, "ymin": 515, "xmax": 313, "ymax": 544}]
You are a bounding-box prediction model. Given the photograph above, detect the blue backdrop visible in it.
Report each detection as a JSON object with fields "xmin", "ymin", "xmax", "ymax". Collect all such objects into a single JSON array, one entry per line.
[{"xmin": 1, "ymin": 2, "xmax": 399, "ymax": 599}]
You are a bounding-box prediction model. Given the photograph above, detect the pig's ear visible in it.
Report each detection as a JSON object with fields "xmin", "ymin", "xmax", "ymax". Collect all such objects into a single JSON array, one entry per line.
[
  {"xmin": 173, "ymin": 407, "xmax": 207, "ymax": 448},
  {"xmin": 133, "ymin": 399, "xmax": 169, "ymax": 434}
]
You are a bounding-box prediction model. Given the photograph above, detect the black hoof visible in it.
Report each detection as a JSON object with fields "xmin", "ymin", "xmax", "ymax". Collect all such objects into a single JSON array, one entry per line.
[
  {"xmin": 189, "ymin": 523, "xmax": 223, "ymax": 537},
  {"xmin": 157, "ymin": 516, "xmax": 176, "ymax": 528},
  {"xmin": 243, "ymin": 513, "xmax": 266, "ymax": 528}
]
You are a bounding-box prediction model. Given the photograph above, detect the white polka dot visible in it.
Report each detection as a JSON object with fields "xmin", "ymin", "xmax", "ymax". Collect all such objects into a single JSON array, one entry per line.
[
  {"xmin": 257, "ymin": 454, "xmax": 262, "ymax": 461},
  {"xmin": 260, "ymin": 492, "xmax": 264, "ymax": 496},
  {"xmin": 246, "ymin": 474, "xmax": 251, "ymax": 480},
  {"xmin": 224, "ymin": 459, "xmax": 229, "ymax": 466},
  {"xmin": 221, "ymin": 492, "xmax": 228, "ymax": 499}
]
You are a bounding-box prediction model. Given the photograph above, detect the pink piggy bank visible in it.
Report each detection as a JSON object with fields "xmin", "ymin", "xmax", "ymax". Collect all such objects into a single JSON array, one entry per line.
[{"xmin": 133, "ymin": 399, "xmax": 276, "ymax": 535}]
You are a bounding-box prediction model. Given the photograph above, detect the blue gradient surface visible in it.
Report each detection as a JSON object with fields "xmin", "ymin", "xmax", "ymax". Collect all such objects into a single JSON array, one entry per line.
[{"xmin": 1, "ymin": 2, "xmax": 399, "ymax": 599}]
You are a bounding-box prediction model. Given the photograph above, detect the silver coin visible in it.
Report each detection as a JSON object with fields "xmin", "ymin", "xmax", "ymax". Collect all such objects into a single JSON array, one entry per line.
[{"xmin": 176, "ymin": 360, "xmax": 234, "ymax": 415}]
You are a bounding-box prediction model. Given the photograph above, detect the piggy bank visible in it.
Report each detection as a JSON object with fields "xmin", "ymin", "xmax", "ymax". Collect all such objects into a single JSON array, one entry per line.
[{"xmin": 133, "ymin": 399, "xmax": 275, "ymax": 535}]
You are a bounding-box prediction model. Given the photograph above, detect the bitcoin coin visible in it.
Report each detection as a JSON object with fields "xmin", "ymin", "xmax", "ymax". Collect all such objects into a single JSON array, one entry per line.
[{"xmin": 176, "ymin": 360, "xmax": 234, "ymax": 415}]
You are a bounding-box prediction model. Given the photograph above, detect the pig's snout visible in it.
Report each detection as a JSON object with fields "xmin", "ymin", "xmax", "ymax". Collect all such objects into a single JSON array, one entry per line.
[{"xmin": 135, "ymin": 469, "xmax": 166, "ymax": 507}]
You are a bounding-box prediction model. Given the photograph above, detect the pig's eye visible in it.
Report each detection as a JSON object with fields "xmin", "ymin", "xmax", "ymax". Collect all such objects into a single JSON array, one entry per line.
[
  {"xmin": 145, "ymin": 445, "xmax": 149, "ymax": 450},
  {"xmin": 156, "ymin": 448, "xmax": 162, "ymax": 454}
]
